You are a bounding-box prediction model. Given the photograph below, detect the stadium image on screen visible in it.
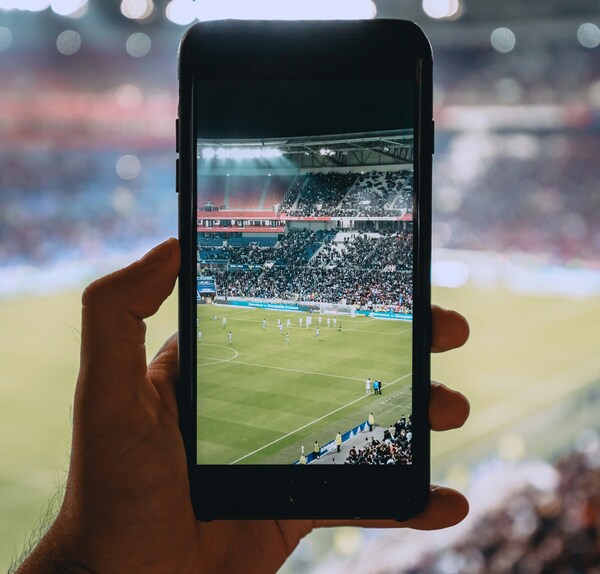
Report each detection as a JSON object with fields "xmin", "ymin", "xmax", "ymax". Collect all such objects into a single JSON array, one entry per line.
[{"xmin": 196, "ymin": 131, "xmax": 414, "ymax": 465}]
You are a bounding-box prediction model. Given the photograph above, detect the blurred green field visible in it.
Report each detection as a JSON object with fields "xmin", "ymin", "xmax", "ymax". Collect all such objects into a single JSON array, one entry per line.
[
  {"xmin": 196, "ymin": 306, "xmax": 411, "ymax": 464},
  {"xmin": 1, "ymin": 285, "xmax": 600, "ymax": 570}
]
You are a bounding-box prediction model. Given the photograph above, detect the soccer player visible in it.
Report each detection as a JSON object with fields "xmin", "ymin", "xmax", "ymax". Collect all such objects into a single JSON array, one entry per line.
[
  {"xmin": 197, "ymin": 330, "xmax": 202, "ymax": 341},
  {"xmin": 286, "ymin": 318, "xmax": 291, "ymax": 328},
  {"xmin": 222, "ymin": 317, "xmax": 227, "ymax": 329},
  {"xmin": 313, "ymin": 440, "xmax": 320, "ymax": 460},
  {"xmin": 228, "ymin": 331, "xmax": 233, "ymax": 344},
  {"xmin": 338, "ymin": 321, "xmax": 342, "ymax": 332},
  {"xmin": 262, "ymin": 318, "xmax": 267, "ymax": 330},
  {"xmin": 333, "ymin": 317, "xmax": 337, "ymax": 327},
  {"xmin": 318, "ymin": 315, "xmax": 322, "ymax": 325},
  {"xmin": 279, "ymin": 323, "xmax": 284, "ymax": 334},
  {"xmin": 315, "ymin": 327, "xmax": 320, "ymax": 338},
  {"xmin": 365, "ymin": 377, "xmax": 371, "ymax": 396},
  {"xmin": 299, "ymin": 317, "xmax": 303, "ymax": 327},
  {"xmin": 277, "ymin": 318, "xmax": 281, "ymax": 327},
  {"xmin": 285, "ymin": 332, "xmax": 290, "ymax": 344},
  {"xmin": 327, "ymin": 317, "xmax": 331, "ymax": 327}
]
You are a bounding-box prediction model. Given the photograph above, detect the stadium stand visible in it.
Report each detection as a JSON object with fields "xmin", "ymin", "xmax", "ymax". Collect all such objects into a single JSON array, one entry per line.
[
  {"xmin": 334, "ymin": 170, "xmax": 413, "ymax": 217},
  {"xmin": 200, "ymin": 228, "xmax": 413, "ymax": 311},
  {"xmin": 281, "ymin": 172, "xmax": 358, "ymax": 216}
]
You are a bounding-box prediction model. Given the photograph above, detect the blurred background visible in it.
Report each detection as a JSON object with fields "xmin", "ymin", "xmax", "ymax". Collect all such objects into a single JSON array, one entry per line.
[{"xmin": 1, "ymin": 0, "xmax": 599, "ymax": 572}]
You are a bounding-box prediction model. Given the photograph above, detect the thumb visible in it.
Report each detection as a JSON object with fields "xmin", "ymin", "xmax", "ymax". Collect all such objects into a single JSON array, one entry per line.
[{"xmin": 76, "ymin": 238, "xmax": 180, "ymax": 412}]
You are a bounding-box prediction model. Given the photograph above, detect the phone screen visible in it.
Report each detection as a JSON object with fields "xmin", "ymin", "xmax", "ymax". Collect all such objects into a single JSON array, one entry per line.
[{"xmin": 194, "ymin": 80, "xmax": 415, "ymax": 466}]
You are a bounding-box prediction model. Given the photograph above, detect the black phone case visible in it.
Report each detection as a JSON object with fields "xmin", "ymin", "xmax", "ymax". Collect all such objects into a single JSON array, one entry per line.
[{"xmin": 177, "ymin": 19, "xmax": 432, "ymax": 521}]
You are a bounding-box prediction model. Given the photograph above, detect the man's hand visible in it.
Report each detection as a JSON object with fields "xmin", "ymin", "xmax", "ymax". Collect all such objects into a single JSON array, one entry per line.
[{"xmin": 18, "ymin": 239, "xmax": 470, "ymax": 574}]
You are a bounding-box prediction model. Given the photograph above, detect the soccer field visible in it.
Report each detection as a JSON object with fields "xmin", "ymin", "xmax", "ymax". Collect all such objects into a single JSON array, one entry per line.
[{"xmin": 196, "ymin": 305, "xmax": 412, "ymax": 464}]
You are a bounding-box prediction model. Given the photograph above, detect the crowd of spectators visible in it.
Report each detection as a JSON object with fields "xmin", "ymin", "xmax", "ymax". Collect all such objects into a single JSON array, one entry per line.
[
  {"xmin": 202, "ymin": 229, "xmax": 413, "ymax": 311},
  {"xmin": 280, "ymin": 171, "xmax": 413, "ymax": 218},
  {"xmin": 333, "ymin": 170, "xmax": 413, "ymax": 217},
  {"xmin": 400, "ymin": 449, "xmax": 600, "ymax": 573},
  {"xmin": 281, "ymin": 172, "xmax": 358, "ymax": 217},
  {"xmin": 346, "ymin": 416, "xmax": 413, "ymax": 465}
]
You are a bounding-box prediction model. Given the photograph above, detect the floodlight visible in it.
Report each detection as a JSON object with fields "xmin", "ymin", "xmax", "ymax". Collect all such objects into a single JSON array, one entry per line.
[
  {"xmin": 202, "ymin": 148, "xmax": 216, "ymax": 160},
  {"xmin": 422, "ymin": 0, "xmax": 460, "ymax": 20},
  {"xmin": 51, "ymin": 0, "xmax": 88, "ymax": 17}
]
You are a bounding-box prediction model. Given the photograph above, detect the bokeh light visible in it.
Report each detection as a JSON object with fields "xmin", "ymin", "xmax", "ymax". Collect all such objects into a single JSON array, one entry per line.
[
  {"xmin": 56, "ymin": 30, "xmax": 81, "ymax": 55},
  {"xmin": 116, "ymin": 155, "xmax": 142, "ymax": 180},
  {"xmin": 165, "ymin": 0, "xmax": 197, "ymax": 25},
  {"xmin": 491, "ymin": 27, "xmax": 516, "ymax": 52},
  {"xmin": 50, "ymin": 0, "xmax": 88, "ymax": 17},
  {"xmin": 126, "ymin": 32, "xmax": 151, "ymax": 57},
  {"xmin": 114, "ymin": 83, "xmax": 144, "ymax": 109},
  {"xmin": 577, "ymin": 23, "xmax": 600, "ymax": 49},
  {"xmin": 120, "ymin": 0, "xmax": 154, "ymax": 20},
  {"xmin": 422, "ymin": 0, "xmax": 460, "ymax": 20}
]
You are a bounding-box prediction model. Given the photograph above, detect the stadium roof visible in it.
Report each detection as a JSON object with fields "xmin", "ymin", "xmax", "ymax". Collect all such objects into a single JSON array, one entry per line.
[{"xmin": 198, "ymin": 130, "xmax": 414, "ymax": 168}]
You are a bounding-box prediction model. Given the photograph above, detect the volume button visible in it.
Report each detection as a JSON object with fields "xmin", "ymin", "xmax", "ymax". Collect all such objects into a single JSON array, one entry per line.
[
  {"xmin": 175, "ymin": 158, "xmax": 180, "ymax": 194},
  {"xmin": 176, "ymin": 118, "xmax": 180, "ymax": 153}
]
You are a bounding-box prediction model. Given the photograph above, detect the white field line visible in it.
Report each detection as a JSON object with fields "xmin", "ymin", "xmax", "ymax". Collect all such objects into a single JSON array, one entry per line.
[
  {"xmin": 197, "ymin": 343, "xmax": 239, "ymax": 366},
  {"xmin": 220, "ymin": 360, "xmax": 365, "ymax": 382},
  {"xmin": 393, "ymin": 327, "xmax": 412, "ymax": 335},
  {"xmin": 229, "ymin": 372, "xmax": 412, "ymax": 464}
]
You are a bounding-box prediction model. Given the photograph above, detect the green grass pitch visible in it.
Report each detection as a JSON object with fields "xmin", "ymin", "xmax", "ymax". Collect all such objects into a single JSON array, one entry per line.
[{"xmin": 196, "ymin": 305, "xmax": 413, "ymax": 464}]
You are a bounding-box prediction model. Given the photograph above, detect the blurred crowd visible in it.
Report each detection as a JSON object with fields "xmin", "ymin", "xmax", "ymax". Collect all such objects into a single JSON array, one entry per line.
[
  {"xmin": 0, "ymin": 149, "xmax": 175, "ymax": 268},
  {"xmin": 400, "ymin": 450, "xmax": 600, "ymax": 574},
  {"xmin": 434, "ymin": 132, "xmax": 600, "ymax": 264},
  {"xmin": 2, "ymin": 26, "xmax": 600, "ymax": 277}
]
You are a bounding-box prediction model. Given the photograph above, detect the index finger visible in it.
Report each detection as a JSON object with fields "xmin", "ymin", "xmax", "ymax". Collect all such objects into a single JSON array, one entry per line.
[{"xmin": 431, "ymin": 305, "xmax": 469, "ymax": 353}]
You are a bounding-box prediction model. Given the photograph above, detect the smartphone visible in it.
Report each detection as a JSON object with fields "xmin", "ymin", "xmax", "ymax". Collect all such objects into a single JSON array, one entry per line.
[{"xmin": 177, "ymin": 19, "xmax": 432, "ymax": 520}]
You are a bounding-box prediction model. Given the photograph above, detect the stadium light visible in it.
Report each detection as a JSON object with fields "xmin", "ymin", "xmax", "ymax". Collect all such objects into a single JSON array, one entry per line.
[
  {"xmin": 490, "ymin": 27, "xmax": 516, "ymax": 53},
  {"xmin": 422, "ymin": 0, "xmax": 460, "ymax": 20},
  {"xmin": 166, "ymin": 0, "xmax": 376, "ymax": 24},
  {"xmin": 126, "ymin": 32, "xmax": 151, "ymax": 57},
  {"xmin": 56, "ymin": 30, "xmax": 81, "ymax": 55},
  {"xmin": 121, "ymin": 0, "xmax": 154, "ymax": 20},
  {"xmin": 50, "ymin": 0, "xmax": 88, "ymax": 17},
  {"xmin": 165, "ymin": 0, "xmax": 197, "ymax": 25},
  {"xmin": 206, "ymin": 147, "xmax": 283, "ymax": 160},
  {"xmin": 116, "ymin": 155, "xmax": 142, "ymax": 180},
  {"xmin": 577, "ymin": 23, "xmax": 600, "ymax": 49},
  {"xmin": 319, "ymin": 148, "xmax": 335, "ymax": 156},
  {"xmin": 1, "ymin": 0, "xmax": 49, "ymax": 11}
]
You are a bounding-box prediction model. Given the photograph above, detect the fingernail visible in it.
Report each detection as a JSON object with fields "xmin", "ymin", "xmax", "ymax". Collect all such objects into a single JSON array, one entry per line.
[{"xmin": 139, "ymin": 238, "xmax": 175, "ymax": 266}]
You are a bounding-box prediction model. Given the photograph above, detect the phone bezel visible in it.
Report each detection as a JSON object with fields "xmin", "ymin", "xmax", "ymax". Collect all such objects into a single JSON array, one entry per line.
[{"xmin": 177, "ymin": 19, "xmax": 432, "ymax": 520}]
